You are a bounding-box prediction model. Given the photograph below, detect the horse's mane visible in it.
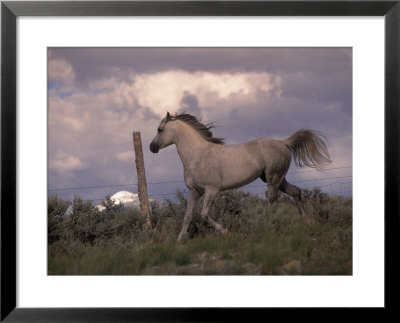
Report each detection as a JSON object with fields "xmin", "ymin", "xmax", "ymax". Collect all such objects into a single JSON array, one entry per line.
[{"xmin": 170, "ymin": 113, "xmax": 225, "ymax": 145}]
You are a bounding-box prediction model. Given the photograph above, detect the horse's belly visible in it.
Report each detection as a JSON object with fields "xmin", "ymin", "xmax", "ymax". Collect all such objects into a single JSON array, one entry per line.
[
  {"xmin": 217, "ymin": 147, "xmax": 264, "ymax": 190},
  {"xmin": 221, "ymin": 167, "xmax": 261, "ymax": 190}
]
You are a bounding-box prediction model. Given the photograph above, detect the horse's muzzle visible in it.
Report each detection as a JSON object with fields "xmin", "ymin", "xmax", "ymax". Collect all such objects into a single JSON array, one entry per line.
[{"xmin": 150, "ymin": 142, "xmax": 159, "ymax": 153}]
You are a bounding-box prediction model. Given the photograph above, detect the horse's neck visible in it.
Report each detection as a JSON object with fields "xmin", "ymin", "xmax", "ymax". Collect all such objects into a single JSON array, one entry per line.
[{"xmin": 173, "ymin": 123, "xmax": 208, "ymax": 170}]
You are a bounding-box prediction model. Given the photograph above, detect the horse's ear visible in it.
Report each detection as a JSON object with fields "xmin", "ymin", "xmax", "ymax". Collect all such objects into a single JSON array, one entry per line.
[{"xmin": 166, "ymin": 112, "xmax": 171, "ymax": 121}]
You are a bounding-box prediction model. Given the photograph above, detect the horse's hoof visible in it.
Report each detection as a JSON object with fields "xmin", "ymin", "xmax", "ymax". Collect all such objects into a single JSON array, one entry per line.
[{"xmin": 177, "ymin": 234, "xmax": 187, "ymax": 244}]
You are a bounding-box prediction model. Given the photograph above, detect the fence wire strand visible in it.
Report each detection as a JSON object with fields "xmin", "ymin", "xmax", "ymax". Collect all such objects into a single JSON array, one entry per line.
[{"xmin": 48, "ymin": 165, "xmax": 352, "ymax": 192}]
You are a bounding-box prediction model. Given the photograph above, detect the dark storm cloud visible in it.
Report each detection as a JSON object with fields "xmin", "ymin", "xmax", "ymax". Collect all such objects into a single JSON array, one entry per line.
[
  {"xmin": 201, "ymin": 91, "xmax": 351, "ymax": 146},
  {"xmin": 50, "ymin": 47, "xmax": 351, "ymax": 81},
  {"xmin": 280, "ymin": 70, "xmax": 352, "ymax": 115},
  {"xmin": 178, "ymin": 91, "xmax": 202, "ymax": 116}
]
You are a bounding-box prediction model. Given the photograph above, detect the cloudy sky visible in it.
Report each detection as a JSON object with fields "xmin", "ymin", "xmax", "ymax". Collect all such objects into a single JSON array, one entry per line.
[{"xmin": 48, "ymin": 47, "xmax": 352, "ymax": 204}]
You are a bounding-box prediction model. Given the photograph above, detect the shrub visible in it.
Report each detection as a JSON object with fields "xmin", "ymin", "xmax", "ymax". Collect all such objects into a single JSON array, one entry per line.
[
  {"xmin": 48, "ymin": 188, "xmax": 352, "ymax": 275},
  {"xmin": 48, "ymin": 195, "xmax": 70, "ymax": 244}
]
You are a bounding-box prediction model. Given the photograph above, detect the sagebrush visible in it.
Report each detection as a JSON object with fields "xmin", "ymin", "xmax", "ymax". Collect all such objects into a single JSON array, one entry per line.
[{"xmin": 48, "ymin": 188, "xmax": 352, "ymax": 275}]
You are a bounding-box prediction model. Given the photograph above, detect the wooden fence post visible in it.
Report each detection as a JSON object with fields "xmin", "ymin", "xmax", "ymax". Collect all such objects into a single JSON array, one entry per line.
[{"xmin": 133, "ymin": 132, "xmax": 151, "ymax": 229}]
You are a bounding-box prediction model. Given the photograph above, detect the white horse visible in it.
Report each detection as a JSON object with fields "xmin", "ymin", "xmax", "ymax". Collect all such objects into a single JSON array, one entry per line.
[{"xmin": 150, "ymin": 112, "xmax": 331, "ymax": 242}]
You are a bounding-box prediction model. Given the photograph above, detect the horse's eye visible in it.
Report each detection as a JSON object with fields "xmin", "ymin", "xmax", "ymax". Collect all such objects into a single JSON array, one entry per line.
[{"xmin": 157, "ymin": 128, "xmax": 162, "ymax": 133}]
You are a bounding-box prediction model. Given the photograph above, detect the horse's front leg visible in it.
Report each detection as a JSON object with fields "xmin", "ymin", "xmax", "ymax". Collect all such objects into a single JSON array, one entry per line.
[
  {"xmin": 177, "ymin": 189, "xmax": 199, "ymax": 243},
  {"xmin": 201, "ymin": 189, "xmax": 228, "ymax": 235}
]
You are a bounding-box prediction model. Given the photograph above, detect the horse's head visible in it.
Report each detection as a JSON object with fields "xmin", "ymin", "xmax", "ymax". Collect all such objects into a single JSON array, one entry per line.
[{"xmin": 150, "ymin": 112, "xmax": 175, "ymax": 153}]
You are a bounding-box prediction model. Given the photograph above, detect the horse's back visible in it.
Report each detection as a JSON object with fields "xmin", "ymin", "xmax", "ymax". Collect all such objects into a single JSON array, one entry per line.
[{"xmin": 214, "ymin": 137, "xmax": 290, "ymax": 168}]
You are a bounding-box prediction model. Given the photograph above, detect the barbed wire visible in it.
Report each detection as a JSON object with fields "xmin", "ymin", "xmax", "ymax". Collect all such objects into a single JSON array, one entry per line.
[
  {"xmin": 239, "ymin": 176, "xmax": 352, "ymax": 190},
  {"xmin": 61, "ymin": 179, "xmax": 353, "ymax": 204},
  {"xmin": 48, "ymin": 164, "xmax": 353, "ymax": 205},
  {"xmin": 251, "ymin": 190, "xmax": 352, "ymax": 197},
  {"xmin": 287, "ymin": 165, "xmax": 352, "ymax": 175},
  {"xmin": 74, "ymin": 188, "xmax": 353, "ymax": 205},
  {"xmin": 48, "ymin": 165, "xmax": 352, "ymax": 192}
]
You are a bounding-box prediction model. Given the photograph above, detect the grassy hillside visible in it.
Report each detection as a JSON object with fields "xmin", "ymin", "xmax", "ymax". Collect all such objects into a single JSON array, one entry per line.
[{"xmin": 48, "ymin": 189, "xmax": 352, "ymax": 275}]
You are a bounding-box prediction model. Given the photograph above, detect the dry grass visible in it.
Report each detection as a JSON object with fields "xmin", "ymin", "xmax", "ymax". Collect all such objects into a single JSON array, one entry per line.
[{"xmin": 48, "ymin": 189, "xmax": 352, "ymax": 275}]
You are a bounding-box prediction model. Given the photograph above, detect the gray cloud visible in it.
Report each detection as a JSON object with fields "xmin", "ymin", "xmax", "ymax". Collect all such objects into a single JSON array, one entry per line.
[
  {"xmin": 50, "ymin": 47, "xmax": 351, "ymax": 81},
  {"xmin": 178, "ymin": 91, "xmax": 201, "ymax": 116}
]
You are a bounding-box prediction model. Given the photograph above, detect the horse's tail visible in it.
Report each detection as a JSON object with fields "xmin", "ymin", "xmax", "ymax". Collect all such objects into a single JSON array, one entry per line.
[{"xmin": 283, "ymin": 129, "xmax": 331, "ymax": 169}]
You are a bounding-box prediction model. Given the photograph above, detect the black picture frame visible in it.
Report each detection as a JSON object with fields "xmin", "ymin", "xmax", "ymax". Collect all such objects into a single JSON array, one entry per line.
[{"xmin": 1, "ymin": 1, "xmax": 399, "ymax": 321}]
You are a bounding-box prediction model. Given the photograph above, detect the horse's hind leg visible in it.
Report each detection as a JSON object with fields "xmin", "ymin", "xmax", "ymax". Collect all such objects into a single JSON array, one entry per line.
[
  {"xmin": 261, "ymin": 171, "xmax": 282, "ymax": 214},
  {"xmin": 265, "ymin": 183, "xmax": 280, "ymax": 216},
  {"xmin": 279, "ymin": 178, "xmax": 307, "ymax": 217},
  {"xmin": 201, "ymin": 189, "xmax": 227, "ymax": 235},
  {"xmin": 267, "ymin": 184, "xmax": 279, "ymax": 204}
]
